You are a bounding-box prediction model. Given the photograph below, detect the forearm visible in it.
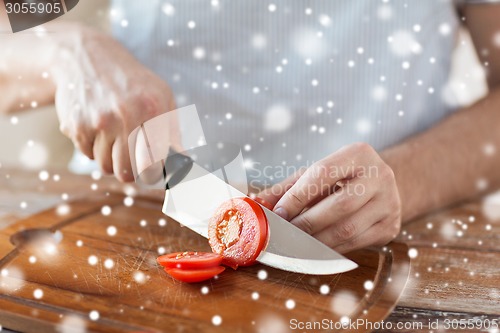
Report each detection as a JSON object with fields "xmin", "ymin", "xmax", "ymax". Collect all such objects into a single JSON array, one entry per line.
[
  {"xmin": 0, "ymin": 37, "xmax": 58, "ymax": 113},
  {"xmin": 382, "ymin": 88, "xmax": 500, "ymax": 222},
  {"xmin": 0, "ymin": 6, "xmax": 99, "ymax": 114},
  {"xmin": 0, "ymin": 5, "xmax": 55, "ymax": 113}
]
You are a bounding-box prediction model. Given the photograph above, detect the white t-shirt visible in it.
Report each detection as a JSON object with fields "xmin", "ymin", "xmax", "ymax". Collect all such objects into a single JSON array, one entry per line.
[{"xmin": 111, "ymin": 0, "xmax": 470, "ymax": 184}]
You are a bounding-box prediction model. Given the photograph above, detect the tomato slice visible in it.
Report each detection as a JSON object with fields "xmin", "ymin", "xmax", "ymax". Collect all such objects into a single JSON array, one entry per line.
[
  {"xmin": 208, "ymin": 197, "xmax": 269, "ymax": 269},
  {"xmin": 164, "ymin": 266, "xmax": 225, "ymax": 283},
  {"xmin": 157, "ymin": 251, "xmax": 223, "ymax": 269}
]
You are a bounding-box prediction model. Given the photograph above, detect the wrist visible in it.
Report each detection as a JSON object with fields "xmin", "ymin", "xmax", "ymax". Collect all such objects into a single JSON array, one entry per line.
[{"xmin": 381, "ymin": 141, "xmax": 424, "ymax": 223}]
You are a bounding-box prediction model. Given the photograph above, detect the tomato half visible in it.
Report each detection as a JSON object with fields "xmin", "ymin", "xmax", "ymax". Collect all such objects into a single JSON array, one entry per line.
[
  {"xmin": 164, "ymin": 266, "xmax": 225, "ymax": 283},
  {"xmin": 157, "ymin": 252, "xmax": 223, "ymax": 269},
  {"xmin": 208, "ymin": 197, "xmax": 269, "ymax": 269}
]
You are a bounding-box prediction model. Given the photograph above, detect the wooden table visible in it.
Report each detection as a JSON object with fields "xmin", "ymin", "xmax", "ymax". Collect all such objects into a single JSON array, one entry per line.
[{"xmin": 0, "ymin": 167, "xmax": 498, "ymax": 332}]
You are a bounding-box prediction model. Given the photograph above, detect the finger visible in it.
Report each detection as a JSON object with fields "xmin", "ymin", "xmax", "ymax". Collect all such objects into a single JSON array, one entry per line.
[
  {"xmin": 73, "ymin": 124, "xmax": 96, "ymax": 160},
  {"xmin": 131, "ymin": 126, "xmax": 165, "ymax": 185},
  {"xmin": 289, "ymin": 177, "xmax": 377, "ymax": 235},
  {"xmin": 93, "ymin": 131, "xmax": 115, "ymax": 175},
  {"xmin": 55, "ymin": 85, "xmax": 96, "ymax": 159},
  {"xmin": 112, "ymin": 134, "xmax": 134, "ymax": 182},
  {"xmin": 254, "ymin": 168, "xmax": 307, "ymax": 211},
  {"xmin": 313, "ymin": 197, "xmax": 390, "ymax": 248},
  {"xmin": 274, "ymin": 143, "xmax": 375, "ymax": 221},
  {"xmin": 331, "ymin": 216, "xmax": 401, "ymax": 254}
]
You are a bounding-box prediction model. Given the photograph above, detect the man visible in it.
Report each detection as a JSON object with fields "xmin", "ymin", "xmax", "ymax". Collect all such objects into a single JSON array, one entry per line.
[{"xmin": 1, "ymin": 0, "xmax": 499, "ymax": 253}]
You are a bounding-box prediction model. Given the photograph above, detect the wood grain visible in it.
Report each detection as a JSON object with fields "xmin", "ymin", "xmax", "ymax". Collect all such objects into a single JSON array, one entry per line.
[
  {"xmin": 0, "ymin": 193, "xmax": 410, "ymax": 333},
  {"xmin": 2, "ymin": 168, "xmax": 499, "ymax": 333}
]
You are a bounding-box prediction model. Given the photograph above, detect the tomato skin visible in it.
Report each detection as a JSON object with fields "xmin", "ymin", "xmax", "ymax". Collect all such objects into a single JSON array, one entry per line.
[
  {"xmin": 164, "ymin": 266, "xmax": 225, "ymax": 283},
  {"xmin": 157, "ymin": 252, "xmax": 223, "ymax": 269},
  {"xmin": 208, "ymin": 197, "xmax": 269, "ymax": 269}
]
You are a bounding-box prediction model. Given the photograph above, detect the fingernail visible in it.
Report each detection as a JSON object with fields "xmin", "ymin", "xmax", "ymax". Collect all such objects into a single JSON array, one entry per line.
[{"xmin": 274, "ymin": 207, "xmax": 288, "ymax": 220}]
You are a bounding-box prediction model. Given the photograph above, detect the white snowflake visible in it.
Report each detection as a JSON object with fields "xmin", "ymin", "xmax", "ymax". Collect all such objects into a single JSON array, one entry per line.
[
  {"xmin": 356, "ymin": 118, "xmax": 372, "ymax": 135},
  {"xmin": 88, "ymin": 256, "xmax": 98, "ymax": 266},
  {"xmin": 56, "ymin": 204, "xmax": 70, "ymax": 216},
  {"xmin": 377, "ymin": 4, "xmax": 393, "ymax": 21},
  {"xmin": 318, "ymin": 14, "xmax": 332, "ymax": 27},
  {"xmin": 33, "ymin": 288, "xmax": 44, "ymax": 299},
  {"xmin": 482, "ymin": 190, "xmax": 500, "ymax": 220},
  {"xmin": 439, "ymin": 23, "xmax": 451, "ymax": 36},
  {"xmin": 257, "ymin": 269, "xmax": 268, "ymax": 280},
  {"xmin": 408, "ymin": 248, "xmax": 418, "ymax": 259},
  {"xmin": 39, "ymin": 170, "xmax": 49, "ymax": 181},
  {"xmin": 193, "ymin": 47, "xmax": 206, "ymax": 60},
  {"xmin": 330, "ymin": 290, "xmax": 358, "ymax": 316},
  {"xmin": 388, "ymin": 30, "xmax": 420, "ymax": 57},
  {"xmin": 212, "ymin": 315, "xmax": 222, "ymax": 326},
  {"xmin": 292, "ymin": 27, "xmax": 327, "ymax": 60},
  {"xmin": 371, "ymin": 86, "xmax": 388, "ymax": 102},
  {"xmin": 133, "ymin": 271, "xmax": 147, "ymax": 284},
  {"xmin": 101, "ymin": 206, "xmax": 112, "ymax": 216},
  {"xmin": 264, "ymin": 104, "xmax": 293, "ymax": 132},
  {"xmin": 106, "ymin": 225, "xmax": 118, "ymax": 237},
  {"xmin": 19, "ymin": 140, "xmax": 48, "ymax": 169},
  {"xmin": 494, "ymin": 32, "xmax": 500, "ymax": 48},
  {"xmin": 363, "ymin": 280, "xmax": 374, "ymax": 291},
  {"xmin": 251, "ymin": 34, "xmax": 267, "ymax": 50},
  {"xmin": 104, "ymin": 259, "xmax": 114, "ymax": 269},
  {"xmin": 91, "ymin": 170, "xmax": 102, "ymax": 180},
  {"xmin": 56, "ymin": 315, "xmax": 87, "ymax": 333},
  {"xmin": 483, "ymin": 143, "xmax": 496, "ymax": 157},
  {"xmin": 476, "ymin": 178, "xmax": 489, "ymax": 191},
  {"xmin": 0, "ymin": 267, "xmax": 25, "ymax": 293},
  {"xmin": 89, "ymin": 311, "xmax": 99, "ymax": 321},
  {"xmin": 123, "ymin": 196, "xmax": 134, "ymax": 207},
  {"xmin": 162, "ymin": 3, "xmax": 175, "ymax": 16},
  {"xmin": 319, "ymin": 284, "xmax": 330, "ymax": 295},
  {"xmin": 256, "ymin": 314, "xmax": 288, "ymax": 333}
]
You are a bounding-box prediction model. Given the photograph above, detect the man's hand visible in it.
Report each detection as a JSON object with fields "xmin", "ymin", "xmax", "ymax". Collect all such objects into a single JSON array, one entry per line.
[
  {"xmin": 257, "ymin": 143, "xmax": 401, "ymax": 253},
  {"xmin": 51, "ymin": 26, "xmax": 176, "ymax": 182}
]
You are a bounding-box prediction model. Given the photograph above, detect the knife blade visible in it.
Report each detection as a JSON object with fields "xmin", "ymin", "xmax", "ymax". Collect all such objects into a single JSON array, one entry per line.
[
  {"xmin": 127, "ymin": 105, "xmax": 357, "ymax": 275},
  {"xmin": 162, "ymin": 162, "xmax": 358, "ymax": 275}
]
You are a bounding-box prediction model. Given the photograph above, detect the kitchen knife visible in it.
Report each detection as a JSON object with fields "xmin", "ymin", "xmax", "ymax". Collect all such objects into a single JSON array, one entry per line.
[
  {"xmin": 128, "ymin": 105, "xmax": 357, "ymax": 275},
  {"xmin": 162, "ymin": 161, "xmax": 358, "ymax": 275}
]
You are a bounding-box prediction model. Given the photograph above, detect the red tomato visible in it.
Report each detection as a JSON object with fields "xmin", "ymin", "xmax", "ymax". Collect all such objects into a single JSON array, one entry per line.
[
  {"xmin": 164, "ymin": 266, "xmax": 225, "ymax": 283},
  {"xmin": 157, "ymin": 252, "xmax": 223, "ymax": 269},
  {"xmin": 208, "ymin": 197, "xmax": 269, "ymax": 269}
]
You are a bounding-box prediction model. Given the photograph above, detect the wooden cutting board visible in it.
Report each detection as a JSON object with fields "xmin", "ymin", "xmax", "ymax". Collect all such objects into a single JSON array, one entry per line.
[{"xmin": 0, "ymin": 194, "xmax": 410, "ymax": 333}]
